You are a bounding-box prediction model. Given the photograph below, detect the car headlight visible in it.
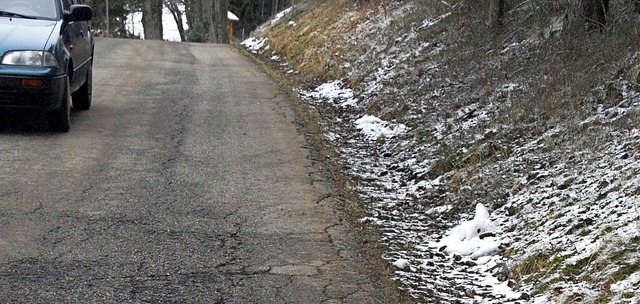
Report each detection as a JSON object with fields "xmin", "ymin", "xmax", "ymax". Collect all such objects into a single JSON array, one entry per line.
[{"xmin": 1, "ymin": 51, "xmax": 58, "ymax": 67}]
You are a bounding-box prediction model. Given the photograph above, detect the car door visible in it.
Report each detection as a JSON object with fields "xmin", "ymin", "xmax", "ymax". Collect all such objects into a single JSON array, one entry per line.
[{"xmin": 61, "ymin": 0, "xmax": 91, "ymax": 91}]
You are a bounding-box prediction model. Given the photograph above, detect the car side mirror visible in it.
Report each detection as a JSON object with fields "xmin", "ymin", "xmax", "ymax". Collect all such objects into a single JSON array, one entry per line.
[{"xmin": 64, "ymin": 4, "xmax": 93, "ymax": 22}]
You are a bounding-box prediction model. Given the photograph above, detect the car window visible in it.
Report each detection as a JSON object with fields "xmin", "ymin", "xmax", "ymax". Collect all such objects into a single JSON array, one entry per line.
[{"xmin": 0, "ymin": 0, "xmax": 60, "ymax": 20}]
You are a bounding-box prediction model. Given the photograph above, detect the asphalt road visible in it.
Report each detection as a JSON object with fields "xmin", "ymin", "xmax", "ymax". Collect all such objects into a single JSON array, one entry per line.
[{"xmin": 0, "ymin": 39, "xmax": 387, "ymax": 303}]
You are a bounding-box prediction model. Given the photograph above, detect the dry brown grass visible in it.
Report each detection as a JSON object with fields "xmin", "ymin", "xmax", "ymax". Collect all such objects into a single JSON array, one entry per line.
[
  {"xmin": 262, "ymin": 0, "xmax": 400, "ymax": 81},
  {"xmin": 247, "ymin": 0, "xmax": 640, "ymax": 301}
]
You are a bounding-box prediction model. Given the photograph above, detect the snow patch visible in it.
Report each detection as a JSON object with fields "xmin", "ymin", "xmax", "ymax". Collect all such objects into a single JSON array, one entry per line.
[
  {"xmin": 354, "ymin": 115, "xmax": 407, "ymax": 140},
  {"xmin": 435, "ymin": 203, "xmax": 500, "ymax": 258},
  {"xmin": 241, "ymin": 37, "xmax": 268, "ymax": 54},
  {"xmin": 299, "ymin": 80, "xmax": 358, "ymax": 107},
  {"xmin": 393, "ymin": 258, "xmax": 411, "ymax": 269},
  {"xmin": 271, "ymin": 6, "xmax": 293, "ymax": 26}
]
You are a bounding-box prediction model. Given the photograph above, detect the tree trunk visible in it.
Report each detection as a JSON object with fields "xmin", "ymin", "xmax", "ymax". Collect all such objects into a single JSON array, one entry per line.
[
  {"xmin": 183, "ymin": 0, "xmax": 228, "ymax": 43},
  {"xmin": 566, "ymin": 0, "xmax": 609, "ymax": 28},
  {"xmin": 166, "ymin": 0, "xmax": 186, "ymax": 41},
  {"xmin": 142, "ymin": 0, "xmax": 164, "ymax": 40},
  {"xmin": 626, "ymin": 0, "xmax": 640, "ymax": 13},
  {"xmin": 585, "ymin": 0, "xmax": 609, "ymax": 26},
  {"xmin": 489, "ymin": 0, "xmax": 505, "ymax": 27},
  {"xmin": 211, "ymin": 0, "xmax": 229, "ymax": 43},
  {"xmin": 185, "ymin": 0, "xmax": 207, "ymax": 42}
]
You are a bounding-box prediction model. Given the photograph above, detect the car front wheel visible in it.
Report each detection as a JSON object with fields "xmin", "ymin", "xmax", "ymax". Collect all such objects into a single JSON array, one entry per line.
[{"xmin": 49, "ymin": 76, "xmax": 71, "ymax": 132}]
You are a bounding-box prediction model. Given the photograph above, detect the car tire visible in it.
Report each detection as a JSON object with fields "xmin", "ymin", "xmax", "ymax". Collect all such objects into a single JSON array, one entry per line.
[
  {"xmin": 49, "ymin": 76, "xmax": 71, "ymax": 133},
  {"xmin": 72, "ymin": 64, "xmax": 92, "ymax": 111}
]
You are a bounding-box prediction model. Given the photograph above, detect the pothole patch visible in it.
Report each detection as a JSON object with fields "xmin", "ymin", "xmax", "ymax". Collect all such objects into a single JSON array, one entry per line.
[{"xmin": 270, "ymin": 265, "xmax": 318, "ymax": 276}]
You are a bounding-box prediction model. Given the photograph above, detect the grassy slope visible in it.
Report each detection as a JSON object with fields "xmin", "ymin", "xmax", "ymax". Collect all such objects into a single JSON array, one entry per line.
[{"xmin": 249, "ymin": 0, "xmax": 640, "ymax": 302}]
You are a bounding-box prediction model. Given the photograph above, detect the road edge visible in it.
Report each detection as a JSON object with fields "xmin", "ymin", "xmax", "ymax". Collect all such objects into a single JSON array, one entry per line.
[{"xmin": 235, "ymin": 45, "xmax": 417, "ymax": 304}]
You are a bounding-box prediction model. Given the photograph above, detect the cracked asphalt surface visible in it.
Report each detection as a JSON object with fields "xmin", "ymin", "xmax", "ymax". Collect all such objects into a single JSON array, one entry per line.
[{"xmin": 0, "ymin": 39, "xmax": 389, "ymax": 303}]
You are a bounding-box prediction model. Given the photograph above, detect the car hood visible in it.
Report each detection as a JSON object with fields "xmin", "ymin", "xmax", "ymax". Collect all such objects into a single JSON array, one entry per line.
[{"xmin": 0, "ymin": 18, "xmax": 57, "ymax": 57}]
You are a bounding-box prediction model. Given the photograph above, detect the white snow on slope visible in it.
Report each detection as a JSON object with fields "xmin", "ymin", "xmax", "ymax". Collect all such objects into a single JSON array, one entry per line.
[
  {"xmin": 271, "ymin": 7, "xmax": 293, "ymax": 26},
  {"xmin": 354, "ymin": 115, "xmax": 407, "ymax": 140},
  {"xmin": 299, "ymin": 80, "xmax": 358, "ymax": 107},
  {"xmin": 241, "ymin": 37, "xmax": 269, "ymax": 54},
  {"xmin": 243, "ymin": 3, "xmax": 640, "ymax": 303},
  {"xmin": 436, "ymin": 203, "xmax": 500, "ymax": 259}
]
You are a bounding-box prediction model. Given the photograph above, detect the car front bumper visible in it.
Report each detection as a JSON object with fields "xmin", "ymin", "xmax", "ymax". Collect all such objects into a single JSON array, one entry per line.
[{"xmin": 0, "ymin": 74, "xmax": 66, "ymax": 110}]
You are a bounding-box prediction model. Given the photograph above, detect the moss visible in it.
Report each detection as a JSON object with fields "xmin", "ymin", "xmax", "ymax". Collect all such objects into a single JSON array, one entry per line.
[
  {"xmin": 592, "ymin": 291, "xmax": 612, "ymax": 304},
  {"xmin": 600, "ymin": 226, "xmax": 615, "ymax": 236},
  {"xmin": 548, "ymin": 255, "xmax": 569, "ymax": 270},
  {"xmin": 428, "ymin": 155, "xmax": 460, "ymax": 178},
  {"xmin": 610, "ymin": 261, "xmax": 640, "ymax": 283},
  {"xmin": 347, "ymin": 75, "xmax": 364, "ymax": 88},
  {"xmin": 557, "ymin": 177, "xmax": 576, "ymax": 190},
  {"xmin": 513, "ymin": 252, "xmax": 552, "ymax": 281},
  {"xmin": 561, "ymin": 252, "xmax": 599, "ymax": 277},
  {"xmin": 595, "ymin": 192, "xmax": 608, "ymax": 201},
  {"xmin": 566, "ymin": 217, "xmax": 594, "ymax": 235},
  {"xmin": 578, "ymin": 229, "xmax": 592, "ymax": 237}
]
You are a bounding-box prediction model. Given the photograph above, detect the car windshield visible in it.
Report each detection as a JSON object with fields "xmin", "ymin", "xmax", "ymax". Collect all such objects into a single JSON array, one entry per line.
[{"xmin": 0, "ymin": 0, "xmax": 59, "ymax": 20}]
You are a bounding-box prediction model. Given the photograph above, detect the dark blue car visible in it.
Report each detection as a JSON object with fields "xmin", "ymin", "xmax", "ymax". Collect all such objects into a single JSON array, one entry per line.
[{"xmin": 0, "ymin": 0, "xmax": 93, "ymax": 132}]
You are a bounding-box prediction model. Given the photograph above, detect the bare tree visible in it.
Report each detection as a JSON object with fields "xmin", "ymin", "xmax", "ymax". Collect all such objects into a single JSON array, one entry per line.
[
  {"xmin": 489, "ymin": 0, "xmax": 505, "ymax": 27},
  {"xmin": 142, "ymin": 0, "xmax": 163, "ymax": 39},
  {"xmin": 633, "ymin": 0, "xmax": 640, "ymax": 13},
  {"xmin": 165, "ymin": 0, "xmax": 186, "ymax": 41},
  {"xmin": 566, "ymin": 0, "xmax": 610, "ymax": 28},
  {"xmin": 184, "ymin": 0, "xmax": 228, "ymax": 43},
  {"xmin": 211, "ymin": 0, "xmax": 229, "ymax": 42}
]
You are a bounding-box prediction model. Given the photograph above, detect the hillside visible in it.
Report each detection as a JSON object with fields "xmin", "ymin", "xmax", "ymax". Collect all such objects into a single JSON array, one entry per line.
[{"xmin": 241, "ymin": 1, "xmax": 640, "ymax": 303}]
